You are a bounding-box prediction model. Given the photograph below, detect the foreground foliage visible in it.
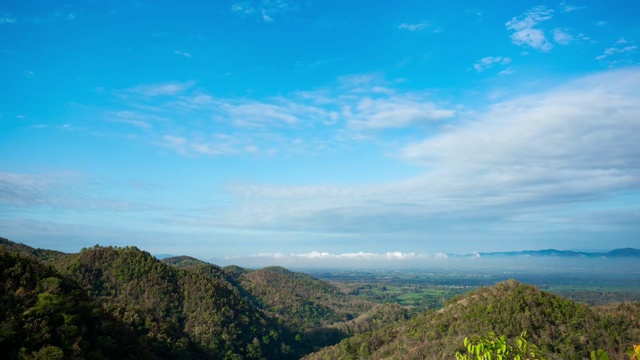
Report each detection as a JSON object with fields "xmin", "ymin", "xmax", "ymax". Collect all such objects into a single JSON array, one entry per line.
[
  {"xmin": 455, "ymin": 332, "xmax": 545, "ymax": 360},
  {"xmin": 456, "ymin": 333, "xmax": 640, "ymax": 360}
]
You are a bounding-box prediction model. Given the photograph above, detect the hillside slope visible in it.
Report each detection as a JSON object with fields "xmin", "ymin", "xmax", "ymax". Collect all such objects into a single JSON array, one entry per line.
[
  {"xmin": 162, "ymin": 258, "xmax": 387, "ymax": 352},
  {"xmin": 304, "ymin": 280, "xmax": 640, "ymax": 360},
  {"xmin": 0, "ymin": 247, "xmax": 163, "ymax": 359},
  {"xmin": 56, "ymin": 245, "xmax": 300, "ymax": 359},
  {"xmin": 0, "ymin": 237, "xmax": 68, "ymax": 262},
  {"xmin": 241, "ymin": 266, "xmax": 374, "ymax": 330}
]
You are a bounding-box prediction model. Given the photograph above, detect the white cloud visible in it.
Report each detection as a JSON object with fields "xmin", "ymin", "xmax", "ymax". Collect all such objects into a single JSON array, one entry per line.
[
  {"xmin": 3, "ymin": 11, "xmax": 77, "ymax": 25},
  {"xmin": 106, "ymin": 110, "xmax": 164, "ymax": 129},
  {"xmin": 345, "ymin": 96, "xmax": 455, "ymax": 129},
  {"xmin": 0, "ymin": 171, "xmax": 159, "ymax": 212},
  {"xmin": 596, "ymin": 38, "xmax": 638, "ymax": 66},
  {"xmin": 552, "ymin": 28, "xmax": 588, "ymax": 45},
  {"xmin": 473, "ymin": 56, "xmax": 512, "ymax": 72},
  {"xmin": 401, "ymin": 70, "xmax": 640, "ymax": 184},
  {"xmin": 231, "ymin": 0, "xmax": 294, "ymax": 22},
  {"xmin": 0, "ymin": 172, "xmax": 52, "ymax": 206},
  {"xmin": 159, "ymin": 134, "xmax": 238, "ymax": 156},
  {"xmin": 126, "ymin": 81, "xmax": 195, "ymax": 97},
  {"xmin": 0, "ymin": 13, "xmax": 16, "ymax": 25},
  {"xmin": 262, "ymin": 9, "xmax": 273, "ymax": 22},
  {"xmin": 498, "ymin": 67, "xmax": 515, "ymax": 76},
  {"xmin": 235, "ymin": 251, "xmax": 431, "ymax": 261},
  {"xmin": 231, "ymin": 1, "xmax": 256, "ymax": 15},
  {"xmin": 399, "ymin": 21, "xmax": 431, "ymax": 31},
  {"xmin": 174, "ymin": 50, "xmax": 192, "ymax": 58},
  {"xmin": 227, "ymin": 102, "xmax": 301, "ymax": 126},
  {"xmin": 511, "ymin": 29, "xmax": 552, "ymax": 52},
  {"xmin": 552, "ymin": 28, "xmax": 573, "ymax": 45},
  {"xmin": 209, "ymin": 69, "xmax": 640, "ymax": 239},
  {"xmin": 107, "ymin": 73, "xmax": 458, "ymax": 157},
  {"xmin": 559, "ymin": 2, "xmax": 585, "ymax": 12},
  {"xmin": 506, "ymin": 6, "xmax": 554, "ymax": 52}
]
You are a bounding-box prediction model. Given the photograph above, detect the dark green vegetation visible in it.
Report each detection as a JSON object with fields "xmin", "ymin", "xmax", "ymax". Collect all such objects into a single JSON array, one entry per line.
[
  {"xmin": 0, "ymin": 247, "xmax": 154, "ymax": 359},
  {"xmin": 1, "ymin": 237, "xmax": 639, "ymax": 359},
  {"xmin": 0, "ymin": 238, "xmax": 393, "ymax": 359},
  {"xmin": 303, "ymin": 280, "xmax": 640, "ymax": 360},
  {"xmin": 455, "ymin": 332, "xmax": 546, "ymax": 360}
]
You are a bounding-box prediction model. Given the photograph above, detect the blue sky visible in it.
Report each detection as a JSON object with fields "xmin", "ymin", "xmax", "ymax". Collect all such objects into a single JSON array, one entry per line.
[{"xmin": 1, "ymin": 0, "xmax": 639, "ymax": 267}]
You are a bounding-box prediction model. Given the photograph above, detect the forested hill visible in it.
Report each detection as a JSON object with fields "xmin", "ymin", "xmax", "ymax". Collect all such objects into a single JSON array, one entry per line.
[
  {"xmin": 1, "ymin": 240, "xmax": 302, "ymax": 359},
  {"xmin": 304, "ymin": 280, "xmax": 640, "ymax": 360},
  {"xmin": 160, "ymin": 256, "xmax": 377, "ymax": 331},
  {"xmin": 0, "ymin": 246, "xmax": 163, "ymax": 359},
  {"xmin": 241, "ymin": 266, "xmax": 374, "ymax": 330},
  {"xmin": 160, "ymin": 257, "xmax": 386, "ymax": 351},
  {"xmin": 0, "ymin": 237, "xmax": 389, "ymax": 358},
  {"xmin": 0, "ymin": 236, "xmax": 67, "ymax": 262}
]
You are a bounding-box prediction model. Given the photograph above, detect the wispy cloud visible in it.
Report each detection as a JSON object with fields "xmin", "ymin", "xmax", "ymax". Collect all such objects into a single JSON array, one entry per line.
[
  {"xmin": 174, "ymin": 50, "xmax": 192, "ymax": 58},
  {"xmin": 201, "ymin": 69, "xmax": 640, "ymax": 243},
  {"xmin": 0, "ymin": 171, "xmax": 160, "ymax": 212},
  {"xmin": 231, "ymin": 1, "xmax": 256, "ymax": 15},
  {"xmin": 0, "ymin": 12, "xmax": 16, "ymax": 25},
  {"xmin": 1, "ymin": 11, "xmax": 76, "ymax": 25},
  {"xmin": 0, "ymin": 172, "xmax": 53, "ymax": 207},
  {"xmin": 398, "ymin": 20, "xmax": 431, "ymax": 31},
  {"xmin": 559, "ymin": 2, "xmax": 585, "ymax": 13},
  {"xmin": 506, "ymin": 6, "xmax": 554, "ymax": 52},
  {"xmin": 552, "ymin": 28, "xmax": 573, "ymax": 45},
  {"xmin": 231, "ymin": 0, "xmax": 295, "ymax": 22},
  {"xmin": 473, "ymin": 56, "xmax": 512, "ymax": 72},
  {"xmin": 159, "ymin": 134, "xmax": 241, "ymax": 157},
  {"xmin": 596, "ymin": 38, "xmax": 638, "ymax": 66},
  {"xmin": 125, "ymin": 81, "xmax": 195, "ymax": 97},
  {"xmin": 345, "ymin": 96, "xmax": 454, "ymax": 129},
  {"xmin": 99, "ymin": 73, "xmax": 457, "ymax": 157},
  {"xmin": 105, "ymin": 110, "xmax": 162, "ymax": 129},
  {"xmin": 552, "ymin": 28, "xmax": 588, "ymax": 45}
]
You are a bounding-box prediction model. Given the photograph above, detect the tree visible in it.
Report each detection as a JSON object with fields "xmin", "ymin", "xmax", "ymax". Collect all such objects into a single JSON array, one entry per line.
[{"xmin": 456, "ymin": 332, "xmax": 546, "ymax": 360}]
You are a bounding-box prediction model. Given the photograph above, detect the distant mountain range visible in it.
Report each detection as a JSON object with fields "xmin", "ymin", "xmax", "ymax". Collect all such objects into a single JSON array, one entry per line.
[{"xmin": 473, "ymin": 247, "xmax": 640, "ymax": 258}]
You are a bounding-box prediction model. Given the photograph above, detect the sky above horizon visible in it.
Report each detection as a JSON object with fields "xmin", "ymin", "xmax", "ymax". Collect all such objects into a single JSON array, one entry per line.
[{"xmin": 1, "ymin": 0, "xmax": 639, "ymax": 267}]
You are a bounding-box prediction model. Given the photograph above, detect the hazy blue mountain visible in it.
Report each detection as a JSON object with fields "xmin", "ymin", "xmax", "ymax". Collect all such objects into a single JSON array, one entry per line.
[{"xmin": 476, "ymin": 248, "xmax": 640, "ymax": 258}]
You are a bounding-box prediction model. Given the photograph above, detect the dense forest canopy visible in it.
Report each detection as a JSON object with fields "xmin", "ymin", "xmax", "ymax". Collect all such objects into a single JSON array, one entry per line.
[{"xmin": 1, "ymin": 237, "xmax": 639, "ymax": 359}]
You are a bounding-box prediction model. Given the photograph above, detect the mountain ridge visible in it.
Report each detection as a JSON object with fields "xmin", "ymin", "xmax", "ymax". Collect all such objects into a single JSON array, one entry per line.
[{"xmin": 473, "ymin": 247, "xmax": 640, "ymax": 258}]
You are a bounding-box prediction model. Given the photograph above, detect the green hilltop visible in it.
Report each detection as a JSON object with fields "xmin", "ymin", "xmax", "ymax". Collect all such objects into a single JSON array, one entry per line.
[{"xmin": 303, "ymin": 280, "xmax": 640, "ymax": 360}]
